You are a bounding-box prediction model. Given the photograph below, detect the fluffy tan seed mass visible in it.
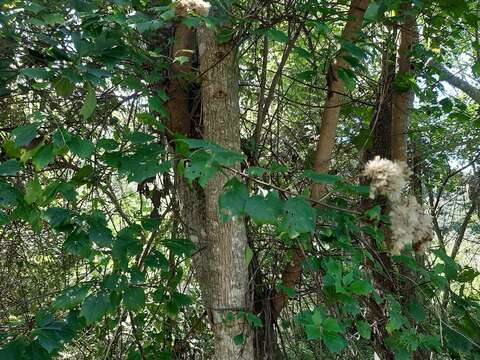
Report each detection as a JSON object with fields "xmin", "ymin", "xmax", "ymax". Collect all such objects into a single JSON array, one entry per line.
[
  {"xmin": 174, "ymin": 0, "xmax": 211, "ymax": 16},
  {"xmin": 390, "ymin": 196, "xmax": 432, "ymax": 255},
  {"xmin": 363, "ymin": 156, "xmax": 412, "ymax": 202},
  {"xmin": 363, "ymin": 156, "xmax": 432, "ymax": 255}
]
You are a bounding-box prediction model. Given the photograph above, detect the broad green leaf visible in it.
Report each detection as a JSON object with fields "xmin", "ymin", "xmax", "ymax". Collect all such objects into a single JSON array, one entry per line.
[
  {"xmin": 68, "ymin": 137, "xmax": 95, "ymax": 159},
  {"xmin": 44, "ymin": 207, "xmax": 73, "ymax": 228},
  {"xmin": 64, "ymin": 231, "xmax": 92, "ymax": 258},
  {"xmin": 407, "ymin": 299, "xmax": 426, "ymax": 322},
  {"xmin": 172, "ymin": 292, "xmax": 193, "ymax": 307},
  {"xmin": 305, "ymin": 324, "xmax": 321, "ymax": 340},
  {"xmin": 364, "ymin": 2, "xmax": 381, "ymax": 20},
  {"xmin": 89, "ymin": 223, "xmax": 113, "ymax": 248},
  {"xmin": 80, "ymin": 292, "xmax": 111, "ymax": 325},
  {"xmin": 163, "ymin": 238, "xmax": 196, "ymax": 257},
  {"xmin": 0, "ymin": 338, "xmax": 28, "ymax": 359},
  {"xmin": 267, "ymin": 28, "xmax": 289, "ymax": 43},
  {"xmin": 279, "ymin": 197, "xmax": 316, "ymax": 238},
  {"xmin": 246, "ymin": 166, "xmax": 266, "ymax": 177},
  {"xmin": 25, "ymin": 178, "xmax": 42, "ymax": 204},
  {"xmin": 123, "ymin": 287, "xmax": 145, "ymax": 311},
  {"xmin": 303, "ymin": 170, "xmax": 340, "ymax": 185},
  {"xmin": 148, "ymin": 96, "xmax": 169, "ymax": 117},
  {"xmin": 80, "ymin": 84, "xmax": 97, "ymax": 120},
  {"xmin": 349, "ymin": 279, "xmax": 374, "ymax": 295},
  {"xmin": 32, "ymin": 144, "xmax": 55, "ymax": 169},
  {"xmin": 12, "ymin": 123, "xmax": 40, "ymax": 147},
  {"xmin": 20, "ymin": 68, "xmax": 51, "ymax": 80},
  {"xmin": 0, "ymin": 160, "xmax": 22, "ymax": 176},
  {"xmin": 323, "ymin": 333, "xmax": 347, "ymax": 354},
  {"xmin": 322, "ymin": 318, "xmax": 342, "ymax": 333},
  {"xmin": 245, "ymin": 192, "xmax": 283, "ymax": 225},
  {"xmin": 54, "ymin": 77, "xmax": 75, "ymax": 97},
  {"xmin": 53, "ymin": 284, "xmax": 91, "ymax": 310},
  {"xmin": 219, "ymin": 178, "xmax": 249, "ymax": 219},
  {"xmin": 233, "ymin": 334, "xmax": 245, "ymax": 345},
  {"xmin": 356, "ymin": 320, "xmax": 371, "ymax": 339}
]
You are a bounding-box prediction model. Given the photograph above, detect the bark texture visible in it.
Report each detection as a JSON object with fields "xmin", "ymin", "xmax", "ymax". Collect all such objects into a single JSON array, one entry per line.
[
  {"xmin": 198, "ymin": 25, "xmax": 254, "ymax": 360},
  {"xmin": 166, "ymin": 23, "xmax": 195, "ymax": 135},
  {"xmin": 311, "ymin": 0, "xmax": 369, "ymax": 199},
  {"xmin": 391, "ymin": 2, "xmax": 417, "ymax": 162}
]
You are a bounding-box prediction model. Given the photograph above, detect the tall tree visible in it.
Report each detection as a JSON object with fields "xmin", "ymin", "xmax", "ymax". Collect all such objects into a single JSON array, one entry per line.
[{"xmin": 197, "ymin": 18, "xmax": 254, "ymax": 360}]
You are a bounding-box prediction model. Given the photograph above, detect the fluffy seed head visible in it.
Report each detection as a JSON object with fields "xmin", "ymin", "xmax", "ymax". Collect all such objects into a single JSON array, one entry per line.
[
  {"xmin": 363, "ymin": 156, "xmax": 412, "ymax": 202},
  {"xmin": 390, "ymin": 196, "xmax": 432, "ymax": 255},
  {"xmin": 174, "ymin": 0, "xmax": 211, "ymax": 16}
]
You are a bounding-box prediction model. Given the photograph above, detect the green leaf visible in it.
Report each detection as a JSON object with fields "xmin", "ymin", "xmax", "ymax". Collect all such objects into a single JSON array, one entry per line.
[
  {"xmin": 53, "ymin": 284, "xmax": 91, "ymax": 310},
  {"xmin": 303, "ymin": 170, "xmax": 340, "ymax": 185},
  {"xmin": 163, "ymin": 238, "xmax": 196, "ymax": 257},
  {"xmin": 80, "ymin": 291, "xmax": 111, "ymax": 324},
  {"xmin": 25, "ymin": 178, "xmax": 42, "ymax": 204},
  {"xmin": 20, "ymin": 67, "xmax": 51, "ymax": 80},
  {"xmin": 0, "ymin": 338, "xmax": 27, "ymax": 359},
  {"xmin": 322, "ymin": 318, "xmax": 342, "ymax": 333},
  {"xmin": 89, "ymin": 223, "xmax": 113, "ymax": 248},
  {"xmin": 233, "ymin": 334, "xmax": 245, "ymax": 345},
  {"xmin": 32, "ymin": 144, "xmax": 55, "ymax": 169},
  {"xmin": 172, "ymin": 292, "xmax": 193, "ymax": 307},
  {"xmin": 219, "ymin": 177, "xmax": 249, "ymax": 220},
  {"xmin": 386, "ymin": 297, "xmax": 406, "ymax": 333},
  {"xmin": 54, "ymin": 77, "xmax": 75, "ymax": 97},
  {"xmin": 267, "ymin": 28, "xmax": 289, "ymax": 43},
  {"xmin": 148, "ymin": 96, "xmax": 169, "ymax": 117},
  {"xmin": 305, "ymin": 324, "xmax": 321, "ymax": 340},
  {"xmin": 279, "ymin": 197, "xmax": 316, "ymax": 238},
  {"xmin": 406, "ymin": 299, "xmax": 426, "ymax": 322},
  {"xmin": 246, "ymin": 312, "xmax": 263, "ymax": 328},
  {"xmin": 244, "ymin": 245, "xmax": 253, "ymax": 266},
  {"xmin": 12, "ymin": 123, "xmax": 40, "ymax": 147},
  {"xmin": 246, "ymin": 166, "xmax": 266, "ymax": 177},
  {"xmin": 337, "ymin": 68, "xmax": 356, "ymax": 91},
  {"xmin": 356, "ymin": 320, "xmax": 371, "ymax": 339},
  {"xmin": 44, "ymin": 207, "xmax": 73, "ymax": 228},
  {"xmin": 323, "ymin": 333, "xmax": 347, "ymax": 354},
  {"xmin": 0, "ymin": 160, "xmax": 22, "ymax": 176},
  {"xmin": 245, "ymin": 192, "xmax": 283, "ymax": 225},
  {"xmin": 123, "ymin": 287, "xmax": 145, "ymax": 311},
  {"xmin": 349, "ymin": 279, "xmax": 374, "ymax": 295},
  {"xmin": 125, "ymin": 131, "xmax": 155, "ymax": 144},
  {"xmin": 64, "ymin": 231, "xmax": 92, "ymax": 258},
  {"xmin": 68, "ymin": 137, "xmax": 95, "ymax": 159},
  {"xmin": 80, "ymin": 84, "xmax": 97, "ymax": 120},
  {"xmin": 364, "ymin": 2, "xmax": 381, "ymax": 20},
  {"xmin": 184, "ymin": 150, "xmax": 217, "ymax": 187}
]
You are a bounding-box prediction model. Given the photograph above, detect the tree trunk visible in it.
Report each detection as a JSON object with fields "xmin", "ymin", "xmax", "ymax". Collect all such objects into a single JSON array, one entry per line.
[
  {"xmin": 263, "ymin": 2, "xmax": 370, "ymax": 347},
  {"xmin": 364, "ymin": 39, "xmax": 397, "ymax": 360},
  {"xmin": 311, "ymin": 0, "xmax": 369, "ymax": 199},
  {"xmin": 391, "ymin": 1, "xmax": 417, "ymax": 162},
  {"xmin": 198, "ymin": 25, "xmax": 254, "ymax": 360},
  {"xmin": 428, "ymin": 59, "xmax": 480, "ymax": 104}
]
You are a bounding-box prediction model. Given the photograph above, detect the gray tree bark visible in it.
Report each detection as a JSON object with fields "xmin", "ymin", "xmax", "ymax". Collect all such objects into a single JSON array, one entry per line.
[{"xmin": 197, "ymin": 25, "xmax": 254, "ymax": 360}]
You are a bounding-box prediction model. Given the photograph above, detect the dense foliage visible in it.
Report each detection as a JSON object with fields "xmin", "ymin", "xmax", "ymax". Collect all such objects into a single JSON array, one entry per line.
[{"xmin": 0, "ymin": 0, "xmax": 479, "ymax": 359}]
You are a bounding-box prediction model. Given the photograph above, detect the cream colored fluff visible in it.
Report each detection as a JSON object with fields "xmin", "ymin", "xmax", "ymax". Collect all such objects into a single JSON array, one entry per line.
[
  {"xmin": 174, "ymin": 0, "xmax": 211, "ymax": 16},
  {"xmin": 363, "ymin": 156, "xmax": 432, "ymax": 255}
]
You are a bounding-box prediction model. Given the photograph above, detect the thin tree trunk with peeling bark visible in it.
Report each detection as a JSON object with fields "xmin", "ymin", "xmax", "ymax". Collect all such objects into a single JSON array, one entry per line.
[
  {"xmin": 267, "ymin": 0, "xmax": 369, "ymax": 339},
  {"xmin": 311, "ymin": 0, "xmax": 369, "ymax": 199},
  {"xmin": 198, "ymin": 25, "xmax": 254, "ymax": 360},
  {"xmin": 391, "ymin": 2, "xmax": 417, "ymax": 162}
]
